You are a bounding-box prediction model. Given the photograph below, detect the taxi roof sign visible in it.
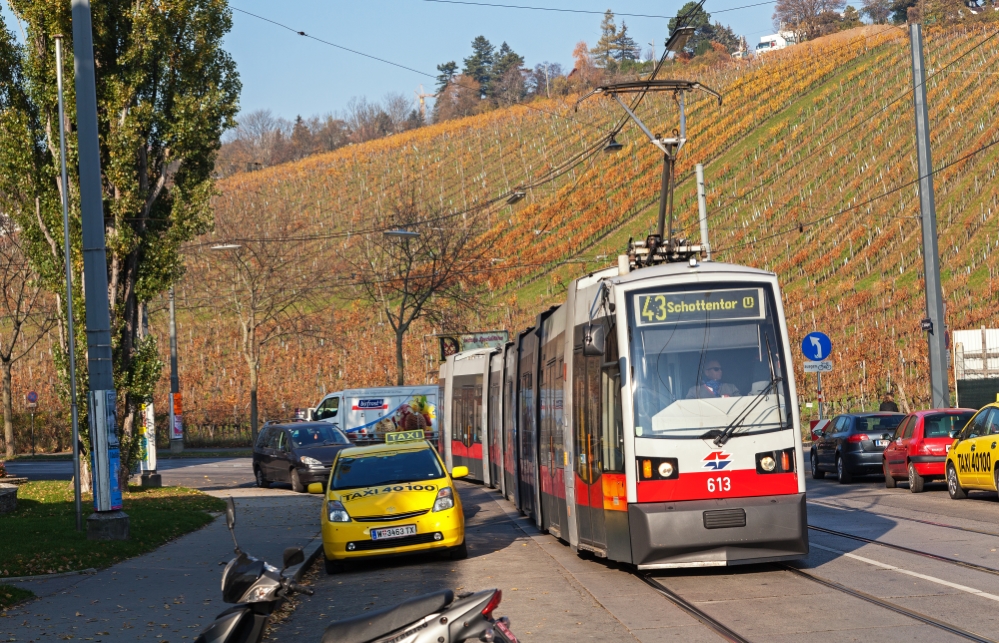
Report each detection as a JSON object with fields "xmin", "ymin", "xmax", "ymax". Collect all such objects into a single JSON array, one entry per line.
[{"xmin": 384, "ymin": 430, "xmax": 425, "ymax": 444}]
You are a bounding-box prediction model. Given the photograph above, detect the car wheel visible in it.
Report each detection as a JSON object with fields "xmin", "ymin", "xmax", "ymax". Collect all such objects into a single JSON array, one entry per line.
[
  {"xmin": 947, "ymin": 463, "xmax": 967, "ymax": 499},
  {"xmin": 836, "ymin": 455, "xmax": 853, "ymax": 484},
  {"xmin": 254, "ymin": 467, "xmax": 270, "ymax": 489},
  {"xmin": 324, "ymin": 557, "xmax": 345, "ymax": 575},
  {"xmin": 810, "ymin": 451, "xmax": 825, "ymax": 479},
  {"xmin": 908, "ymin": 463, "xmax": 925, "ymax": 493},
  {"xmin": 290, "ymin": 469, "xmax": 306, "ymax": 493},
  {"xmin": 449, "ymin": 540, "xmax": 468, "ymax": 560},
  {"xmin": 883, "ymin": 460, "xmax": 897, "ymax": 488}
]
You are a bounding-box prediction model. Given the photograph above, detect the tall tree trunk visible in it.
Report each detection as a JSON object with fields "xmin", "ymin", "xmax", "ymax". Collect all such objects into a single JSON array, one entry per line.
[
  {"xmin": 249, "ymin": 365, "xmax": 259, "ymax": 444},
  {"xmin": 395, "ymin": 329, "xmax": 406, "ymax": 386},
  {"xmin": 2, "ymin": 360, "xmax": 13, "ymax": 458}
]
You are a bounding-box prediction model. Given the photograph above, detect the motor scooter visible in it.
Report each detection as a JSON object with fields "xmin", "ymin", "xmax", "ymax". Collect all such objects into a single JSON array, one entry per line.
[{"xmin": 196, "ymin": 498, "xmax": 518, "ymax": 643}]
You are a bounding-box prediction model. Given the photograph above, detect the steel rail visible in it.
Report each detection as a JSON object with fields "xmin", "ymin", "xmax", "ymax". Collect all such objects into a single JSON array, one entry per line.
[
  {"xmin": 808, "ymin": 498, "xmax": 999, "ymax": 539},
  {"xmin": 783, "ymin": 565, "xmax": 998, "ymax": 643},
  {"xmin": 808, "ymin": 524, "xmax": 999, "ymax": 577},
  {"xmin": 640, "ymin": 575, "xmax": 752, "ymax": 643}
]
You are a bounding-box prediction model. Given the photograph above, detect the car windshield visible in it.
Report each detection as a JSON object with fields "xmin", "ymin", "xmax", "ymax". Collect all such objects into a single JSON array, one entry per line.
[
  {"xmin": 627, "ymin": 283, "xmax": 791, "ymax": 439},
  {"xmin": 331, "ymin": 448, "xmax": 444, "ymax": 490},
  {"xmin": 855, "ymin": 415, "xmax": 904, "ymax": 433},
  {"xmin": 289, "ymin": 425, "xmax": 349, "ymax": 447},
  {"xmin": 923, "ymin": 412, "xmax": 975, "ymax": 437}
]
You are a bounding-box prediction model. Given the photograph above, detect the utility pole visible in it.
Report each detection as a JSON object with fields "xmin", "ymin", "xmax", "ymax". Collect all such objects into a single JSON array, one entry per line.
[
  {"xmin": 909, "ymin": 23, "xmax": 949, "ymax": 409},
  {"xmin": 696, "ymin": 163, "xmax": 711, "ymax": 260},
  {"xmin": 71, "ymin": 0, "xmax": 128, "ymax": 540},
  {"xmin": 54, "ymin": 35, "xmax": 83, "ymax": 532},
  {"xmin": 168, "ymin": 287, "xmax": 184, "ymax": 453}
]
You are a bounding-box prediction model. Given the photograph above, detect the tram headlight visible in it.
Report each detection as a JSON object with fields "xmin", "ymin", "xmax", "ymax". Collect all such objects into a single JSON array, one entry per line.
[
  {"xmin": 638, "ymin": 457, "xmax": 679, "ymax": 480},
  {"xmin": 756, "ymin": 448, "xmax": 795, "ymax": 474},
  {"xmin": 760, "ymin": 456, "xmax": 776, "ymax": 472}
]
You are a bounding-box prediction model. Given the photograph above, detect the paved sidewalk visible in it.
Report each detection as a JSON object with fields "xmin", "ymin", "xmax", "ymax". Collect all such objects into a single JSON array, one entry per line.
[{"xmin": 0, "ymin": 490, "xmax": 321, "ymax": 643}]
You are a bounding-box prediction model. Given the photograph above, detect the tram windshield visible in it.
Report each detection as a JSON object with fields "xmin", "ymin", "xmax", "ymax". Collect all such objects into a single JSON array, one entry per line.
[{"xmin": 627, "ymin": 283, "xmax": 792, "ymax": 439}]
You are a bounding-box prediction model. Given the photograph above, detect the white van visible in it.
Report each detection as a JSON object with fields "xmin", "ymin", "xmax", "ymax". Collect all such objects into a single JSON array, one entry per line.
[{"xmin": 309, "ymin": 386, "xmax": 439, "ymax": 442}]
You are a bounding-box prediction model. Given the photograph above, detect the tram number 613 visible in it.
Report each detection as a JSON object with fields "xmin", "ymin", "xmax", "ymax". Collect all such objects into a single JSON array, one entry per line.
[{"xmin": 707, "ymin": 477, "xmax": 731, "ymax": 493}]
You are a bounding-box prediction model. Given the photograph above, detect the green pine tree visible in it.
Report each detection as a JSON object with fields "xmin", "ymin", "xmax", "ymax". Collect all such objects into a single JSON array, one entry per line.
[
  {"xmin": 436, "ymin": 61, "xmax": 458, "ymax": 93},
  {"xmin": 492, "ymin": 42, "xmax": 525, "ymax": 80},
  {"xmin": 613, "ymin": 22, "xmax": 641, "ymax": 61},
  {"xmin": 462, "ymin": 36, "xmax": 495, "ymax": 97}
]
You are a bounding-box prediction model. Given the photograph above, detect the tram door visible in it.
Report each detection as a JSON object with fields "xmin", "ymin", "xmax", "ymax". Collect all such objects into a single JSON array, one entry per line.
[
  {"xmin": 540, "ymin": 358, "xmax": 562, "ymax": 536},
  {"xmin": 518, "ymin": 331, "xmax": 538, "ymax": 521},
  {"xmin": 572, "ymin": 317, "xmax": 622, "ymax": 554}
]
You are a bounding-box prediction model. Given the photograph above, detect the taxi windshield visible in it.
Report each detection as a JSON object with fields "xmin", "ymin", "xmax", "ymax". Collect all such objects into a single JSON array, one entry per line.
[
  {"xmin": 331, "ymin": 448, "xmax": 444, "ymax": 490},
  {"xmin": 627, "ymin": 283, "xmax": 791, "ymax": 439},
  {"xmin": 923, "ymin": 412, "xmax": 975, "ymax": 437}
]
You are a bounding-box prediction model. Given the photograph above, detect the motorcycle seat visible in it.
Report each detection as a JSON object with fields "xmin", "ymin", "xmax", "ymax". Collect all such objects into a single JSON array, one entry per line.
[{"xmin": 322, "ymin": 589, "xmax": 454, "ymax": 643}]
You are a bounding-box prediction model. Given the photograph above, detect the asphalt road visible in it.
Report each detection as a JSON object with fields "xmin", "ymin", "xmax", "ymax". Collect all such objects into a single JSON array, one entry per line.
[{"xmin": 273, "ymin": 473, "xmax": 999, "ymax": 643}]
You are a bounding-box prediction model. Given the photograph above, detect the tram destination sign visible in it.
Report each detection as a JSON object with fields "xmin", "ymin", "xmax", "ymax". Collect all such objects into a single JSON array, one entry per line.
[{"xmin": 635, "ymin": 288, "xmax": 764, "ymax": 326}]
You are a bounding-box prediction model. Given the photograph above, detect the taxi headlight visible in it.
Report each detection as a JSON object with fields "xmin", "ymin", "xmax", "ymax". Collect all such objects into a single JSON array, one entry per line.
[
  {"xmin": 300, "ymin": 456, "xmax": 323, "ymax": 467},
  {"xmin": 760, "ymin": 456, "xmax": 776, "ymax": 472},
  {"xmin": 432, "ymin": 486, "xmax": 454, "ymax": 512},
  {"xmin": 327, "ymin": 500, "xmax": 351, "ymax": 522}
]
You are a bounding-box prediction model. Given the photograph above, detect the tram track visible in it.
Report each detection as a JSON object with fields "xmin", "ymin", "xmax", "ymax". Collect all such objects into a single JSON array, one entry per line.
[
  {"xmin": 808, "ymin": 497, "xmax": 999, "ymax": 539},
  {"xmin": 808, "ymin": 524, "xmax": 999, "ymax": 577},
  {"xmin": 640, "ymin": 574, "xmax": 752, "ymax": 643}
]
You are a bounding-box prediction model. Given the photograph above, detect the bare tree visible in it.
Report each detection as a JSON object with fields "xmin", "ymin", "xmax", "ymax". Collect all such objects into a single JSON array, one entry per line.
[
  {"xmin": 773, "ymin": 0, "xmax": 844, "ymax": 42},
  {"xmin": 194, "ymin": 208, "xmax": 334, "ymax": 443},
  {"xmin": 347, "ymin": 193, "xmax": 494, "ymax": 385},
  {"xmin": 860, "ymin": 0, "xmax": 892, "ymax": 22},
  {"xmin": 0, "ymin": 216, "xmax": 55, "ymax": 457}
]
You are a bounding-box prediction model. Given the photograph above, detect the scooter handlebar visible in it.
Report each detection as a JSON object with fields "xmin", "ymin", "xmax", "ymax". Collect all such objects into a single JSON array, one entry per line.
[{"xmin": 284, "ymin": 579, "xmax": 314, "ymax": 596}]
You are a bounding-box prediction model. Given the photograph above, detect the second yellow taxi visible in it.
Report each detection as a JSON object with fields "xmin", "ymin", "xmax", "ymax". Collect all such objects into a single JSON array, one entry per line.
[
  {"xmin": 309, "ymin": 430, "xmax": 468, "ymax": 573},
  {"xmin": 946, "ymin": 401, "xmax": 999, "ymax": 499}
]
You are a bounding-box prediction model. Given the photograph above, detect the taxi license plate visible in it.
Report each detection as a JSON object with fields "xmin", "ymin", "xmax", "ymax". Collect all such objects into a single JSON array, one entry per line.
[
  {"xmin": 371, "ymin": 525, "xmax": 417, "ymax": 540},
  {"xmin": 875, "ymin": 440, "xmax": 888, "ymax": 447}
]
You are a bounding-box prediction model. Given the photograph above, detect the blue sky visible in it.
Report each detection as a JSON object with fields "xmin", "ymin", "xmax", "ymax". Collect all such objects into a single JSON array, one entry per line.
[
  {"xmin": 225, "ymin": 0, "xmax": 779, "ymax": 120},
  {"xmin": 1, "ymin": 0, "xmax": 780, "ymax": 122}
]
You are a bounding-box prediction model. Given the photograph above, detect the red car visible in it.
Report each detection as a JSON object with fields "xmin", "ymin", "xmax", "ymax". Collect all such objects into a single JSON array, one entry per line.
[{"xmin": 883, "ymin": 408, "xmax": 977, "ymax": 492}]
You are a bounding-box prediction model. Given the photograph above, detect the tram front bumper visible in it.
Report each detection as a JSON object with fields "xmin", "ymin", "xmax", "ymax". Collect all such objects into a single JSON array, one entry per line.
[{"xmin": 629, "ymin": 492, "xmax": 808, "ymax": 569}]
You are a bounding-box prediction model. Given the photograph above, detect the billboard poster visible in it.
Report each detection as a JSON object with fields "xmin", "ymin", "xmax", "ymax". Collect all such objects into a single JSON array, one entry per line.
[
  {"xmin": 438, "ymin": 331, "xmax": 509, "ymax": 360},
  {"xmin": 171, "ymin": 392, "xmax": 184, "ymax": 440}
]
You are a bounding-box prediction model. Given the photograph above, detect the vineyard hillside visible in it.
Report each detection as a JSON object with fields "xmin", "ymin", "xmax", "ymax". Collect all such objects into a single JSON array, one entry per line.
[{"xmin": 9, "ymin": 24, "xmax": 999, "ymax": 450}]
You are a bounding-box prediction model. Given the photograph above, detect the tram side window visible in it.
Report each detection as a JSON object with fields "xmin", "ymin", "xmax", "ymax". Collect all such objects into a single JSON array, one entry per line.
[
  {"xmin": 602, "ymin": 368, "xmax": 624, "ymax": 472},
  {"xmin": 573, "ymin": 350, "xmax": 591, "ymax": 483},
  {"xmin": 585, "ymin": 354, "xmax": 602, "ymax": 476},
  {"xmin": 474, "ymin": 385, "xmax": 483, "ymax": 443}
]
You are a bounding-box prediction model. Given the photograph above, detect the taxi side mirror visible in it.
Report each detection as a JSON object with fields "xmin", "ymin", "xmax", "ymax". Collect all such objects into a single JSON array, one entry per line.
[
  {"xmin": 307, "ymin": 482, "xmax": 324, "ymax": 494},
  {"xmin": 451, "ymin": 466, "xmax": 469, "ymax": 479}
]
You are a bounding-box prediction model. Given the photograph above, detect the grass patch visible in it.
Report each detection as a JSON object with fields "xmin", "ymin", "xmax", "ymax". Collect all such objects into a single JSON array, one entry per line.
[
  {"xmin": 0, "ymin": 584, "xmax": 34, "ymax": 608},
  {"xmin": 0, "ymin": 481, "xmax": 225, "ymax": 579}
]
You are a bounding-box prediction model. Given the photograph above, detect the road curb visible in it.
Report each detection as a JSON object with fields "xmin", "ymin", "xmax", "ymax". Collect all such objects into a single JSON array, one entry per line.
[
  {"xmin": 287, "ymin": 536, "xmax": 324, "ymax": 582},
  {"xmin": 1, "ymin": 568, "xmax": 98, "ymax": 584}
]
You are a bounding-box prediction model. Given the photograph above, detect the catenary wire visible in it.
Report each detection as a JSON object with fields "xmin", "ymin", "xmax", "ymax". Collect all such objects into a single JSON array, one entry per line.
[{"xmin": 421, "ymin": 0, "xmax": 777, "ymax": 19}]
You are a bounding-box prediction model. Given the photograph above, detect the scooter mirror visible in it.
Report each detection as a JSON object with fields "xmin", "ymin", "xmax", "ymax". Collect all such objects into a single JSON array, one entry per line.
[
  {"xmin": 282, "ymin": 546, "xmax": 305, "ymax": 569},
  {"xmin": 225, "ymin": 497, "xmax": 236, "ymax": 531}
]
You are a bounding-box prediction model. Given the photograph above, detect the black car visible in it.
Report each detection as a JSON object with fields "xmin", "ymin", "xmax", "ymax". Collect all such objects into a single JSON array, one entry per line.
[
  {"xmin": 253, "ymin": 422, "xmax": 351, "ymax": 492},
  {"xmin": 810, "ymin": 412, "xmax": 905, "ymax": 483}
]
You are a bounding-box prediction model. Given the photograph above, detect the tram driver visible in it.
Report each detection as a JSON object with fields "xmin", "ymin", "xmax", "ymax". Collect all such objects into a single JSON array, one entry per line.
[{"xmin": 686, "ymin": 358, "xmax": 741, "ymax": 399}]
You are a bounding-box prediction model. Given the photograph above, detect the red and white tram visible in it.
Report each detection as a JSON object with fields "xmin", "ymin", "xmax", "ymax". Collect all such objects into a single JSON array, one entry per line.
[{"xmin": 440, "ymin": 259, "xmax": 808, "ymax": 568}]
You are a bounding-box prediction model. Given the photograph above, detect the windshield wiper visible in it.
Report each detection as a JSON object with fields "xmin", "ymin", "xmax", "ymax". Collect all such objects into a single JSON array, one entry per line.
[{"xmin": 711, "ymin": 378, "xmax": 782, "ymax": 446}]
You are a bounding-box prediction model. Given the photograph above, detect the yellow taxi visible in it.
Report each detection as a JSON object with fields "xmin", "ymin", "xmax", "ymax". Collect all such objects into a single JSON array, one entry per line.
[
  {"xmin": 946, "ymin": 402, "xmax": 999, "ymax": 499},
  {"xmin": 308, "ymin": 430, "xmax": 468, "ymax": 573}
]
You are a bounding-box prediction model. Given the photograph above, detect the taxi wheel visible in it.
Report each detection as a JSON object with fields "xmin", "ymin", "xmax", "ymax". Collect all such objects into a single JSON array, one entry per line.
[
  {"xmin": 449, "ymin": 540, "xmax": 468, "ymax": 560},
  {"xmin": 836, "ymin": 455, "xmax": 853, "ymax": 484},
  {"xmin": 324, "ymin": 557, "xmax": 346, "ymax": 575},
  {"xmin": 883, "ymin": 461, "xmax": 897, "ymax": 488},
  {"xmin": 947, "ymin": 464, "xmax": 967, "ymax": 499},
  {"xmin": 907, "ymin": 463, "xmax": 925, "ymax": 493},
  {"xmin": 290, "ymin": 469, "xmax": 306, "ymax": 493},
  {"xmin": 254, "ymin": 467, "xmax": 270, "ymax": 489},
  {"xmin": 811, "ymin": 452, "xmax": 825, "ymax": 480}
]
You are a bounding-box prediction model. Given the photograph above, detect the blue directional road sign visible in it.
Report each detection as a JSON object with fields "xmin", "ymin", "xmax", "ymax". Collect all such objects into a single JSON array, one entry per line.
[{"xmin": 801, "ymin": 332, "xmax": 832, "ymax": 361}]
